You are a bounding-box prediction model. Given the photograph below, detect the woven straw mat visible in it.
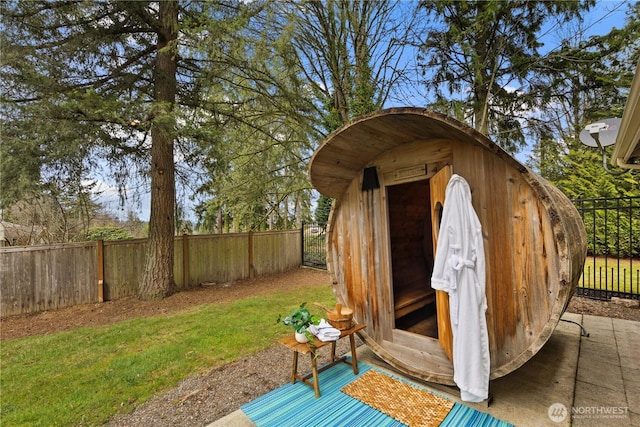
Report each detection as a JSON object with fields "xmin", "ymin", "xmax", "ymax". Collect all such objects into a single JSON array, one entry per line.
[{"xmin": 341, "ymin": 370, "xmax": 454, "ymax": 427}]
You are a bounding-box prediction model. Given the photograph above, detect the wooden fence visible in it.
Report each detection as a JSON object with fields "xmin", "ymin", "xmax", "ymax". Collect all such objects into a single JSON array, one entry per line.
[{"xmin": 0, "ymin": 230, "xmax": 302, "ymax": 317}]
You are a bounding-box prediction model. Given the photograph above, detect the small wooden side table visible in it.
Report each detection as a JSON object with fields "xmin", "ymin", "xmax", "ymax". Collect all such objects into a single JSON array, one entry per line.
[{"xmin": 278, "ymin": 323, "xmax": 366, "ymax": 398}]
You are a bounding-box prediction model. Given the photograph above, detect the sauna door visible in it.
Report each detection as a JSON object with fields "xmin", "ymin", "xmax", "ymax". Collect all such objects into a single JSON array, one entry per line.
[{"xmin": 429, "ymin": 166, "xmax": 454, "ymax": 361}]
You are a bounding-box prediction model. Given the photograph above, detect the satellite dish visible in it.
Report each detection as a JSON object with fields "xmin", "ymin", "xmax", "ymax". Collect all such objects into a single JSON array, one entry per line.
[
  {"xmin": 578, "ymin": 117, "xmax": 628, "ymax": 176},
  {"xmin": 579, "ymin": 118, "xmax": 621, "ymax": 148}
]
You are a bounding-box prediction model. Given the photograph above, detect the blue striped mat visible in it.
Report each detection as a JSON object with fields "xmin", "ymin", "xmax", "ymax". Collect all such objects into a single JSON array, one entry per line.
[{"xmin": 241, "ymin": 360, "xmax": 513, "ymax": 427}]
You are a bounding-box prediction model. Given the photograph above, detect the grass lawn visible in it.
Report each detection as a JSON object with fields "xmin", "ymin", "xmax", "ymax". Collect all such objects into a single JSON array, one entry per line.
[
  {"xmin": 579, "ymin": 257, "xmax": 639, "ymax": 294},
  {"xmin": 0, "ymin": 285, "xmax": 336, "ymax": 426}
]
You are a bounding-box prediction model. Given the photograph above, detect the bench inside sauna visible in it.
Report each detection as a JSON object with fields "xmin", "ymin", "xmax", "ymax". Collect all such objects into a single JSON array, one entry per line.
[{"xmin": 387, "ymin": 179, "xmax": 438, "ymax": 338}]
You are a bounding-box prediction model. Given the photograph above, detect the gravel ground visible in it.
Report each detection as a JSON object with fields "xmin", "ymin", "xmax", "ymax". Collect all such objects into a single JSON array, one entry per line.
[
  {"xmin": 106, "ymin": 338, "xmax": 359, "ymax": 427},
  {"xmin": 106, "ymin": 295, "xmax": 639, "ymax": 427},
  {"xmin": 2, "ymin": 267, "xmax": 638, "ymax": 427}
]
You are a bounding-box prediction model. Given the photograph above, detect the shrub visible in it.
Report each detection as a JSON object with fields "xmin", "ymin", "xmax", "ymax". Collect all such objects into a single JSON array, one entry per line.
[{"xmin": 81, "ymin": 226, "xmax": 133, "ymax": 241}]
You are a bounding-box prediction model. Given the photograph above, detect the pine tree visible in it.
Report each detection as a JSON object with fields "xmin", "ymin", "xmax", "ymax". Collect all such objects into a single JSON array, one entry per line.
[
  {"xmin": 417, "ymin": 0, "xmax": 591, "ymax": 152},
  {"xmin": 1, "ymin": 0, "xmax": 269, "ymax": 299},
  {"xmin": 533, "ymin": 2, "xmax": 640, "ymax": 198}
]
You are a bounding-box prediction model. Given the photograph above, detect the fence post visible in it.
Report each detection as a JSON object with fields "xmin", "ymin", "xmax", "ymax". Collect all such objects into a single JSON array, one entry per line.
[
  {"xmin": 301, "ymin": 221, "xmax": 305, "ymax": 266},
  {"xmin": 248, "ymin": 231, "xmax": 255, "ymax": 278},
  {"xmin": 97, "ymin": 239, "xmax": 104, "ymax": 302},
  {"xmin": 182, "ymin": 233, "xmax": 189, "ymax": 288}
]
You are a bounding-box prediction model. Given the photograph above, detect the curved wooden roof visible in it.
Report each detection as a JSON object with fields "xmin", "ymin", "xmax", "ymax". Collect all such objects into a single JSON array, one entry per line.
[{"xmin": 309, "ymin": 107, "xmax": 525, "ymax": 199}]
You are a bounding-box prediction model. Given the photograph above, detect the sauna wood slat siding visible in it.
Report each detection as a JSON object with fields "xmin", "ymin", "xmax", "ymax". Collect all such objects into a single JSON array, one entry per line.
[
  {"xmin": 376, "ymin": 140, "xmax": 452, "ymax": 178},
  {"xmin": 327, "ymin": 139, "xmax": 585, "ymax": 383},
  {"xmin": 384, "ymin": 337, "xmax": 455, "ymax": 385},
  {"xmin": 376, "ymin": 180, "xmax": 394, "ymax": 343},
  {"xmin": 428, "ymin": 165, "xmax": 454, "ymax": 362},
  {"xmin": 454, "ymin": 142, "xmax": 550, "ymax": 372},
  {"xmin": 318, "ymin": 108, "xmax": 586, "ymax": 385},
  {"xmin": 362, "ymin": 189, "xmax": 380, "ymax": 340},
  {"xmin": 546, "ymin": 183, "xmax": 588, "ymax": 289},
  {"xmin": 482, "ymin": 149, "xmax": 519, "ymax": 366}
]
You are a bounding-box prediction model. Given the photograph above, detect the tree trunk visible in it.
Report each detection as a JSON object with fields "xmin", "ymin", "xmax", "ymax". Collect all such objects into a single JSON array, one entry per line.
[
  {"xmin": 138, "ymin": 0, "xmax": 178, "ymax": 300},
  {"xmin": 473, "ymin": 47, "xmax": 490, "ymax": 136},
  {"xmin": 294, "ymin": 195, "xmax": 302, "ymax": 228},
  {"xmin": 216, "ymin": 208, "xmax": 223, "ymax": 233},
  {"xmin": 475, "ymin": 85, "xmax": 490, "ymax": 136}
]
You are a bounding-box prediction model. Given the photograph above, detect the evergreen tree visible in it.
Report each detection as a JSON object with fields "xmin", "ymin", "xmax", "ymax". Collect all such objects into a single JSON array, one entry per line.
[
  {"xmin": 193, "ymin": 4, "xmax": 319, "ymax": 232},
  {"xmin": 1, "ymin": 0, "xmax": 271, "ymax": 299},
  {"xmin": 532, "ymin": 2, "xmax": 640, "ymax": 198},
  {"xmin": 314, "ymin": 194, "xmax": 332, "ymax": 226},
  {"xmin": 417, "ymin": 0, "xmax": 592, "ymax": 153}
]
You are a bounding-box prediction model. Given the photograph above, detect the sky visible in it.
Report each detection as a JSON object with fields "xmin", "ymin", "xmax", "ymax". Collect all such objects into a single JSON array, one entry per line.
[
  {"xmin": 549, "ymin": 0, "xmax": 629, "ymax": 40},
  {"xmin": 515, "ymin": 1, "xmax": 631, "ymax": 162},
  {"xmin": 575, "ymin": 1, "xmax": 630, "ymax": 36},
  {"xmin": 94, "ymin": 0, "xmax": 633, "ymax": 223}
]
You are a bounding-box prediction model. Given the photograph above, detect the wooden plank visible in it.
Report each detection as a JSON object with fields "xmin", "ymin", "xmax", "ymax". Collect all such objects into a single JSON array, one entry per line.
[
  {"xmin": 394, "ymin": 288, "xmax": 435, "ymax": 319},
  {"xmin": 1, "ymin": 231, "xmax": 301, "ymax": 316},
  {"xmin": 376, "ymin": 139, "xmax": 453, "ymax": 179},
  {"xmin": 374, "ymin": 181, "xmax": 393, "ymax": 343},
  {"xmin": 97, "ymin": 240, "xmax": 104, "ymax": 302},
  {"xmin": 429, "ymin": 165, "xmax": 454, "ymax": 362},
  {"xmin": 384, "ymin": 336, "xmax": 455, "ymax": 383}
]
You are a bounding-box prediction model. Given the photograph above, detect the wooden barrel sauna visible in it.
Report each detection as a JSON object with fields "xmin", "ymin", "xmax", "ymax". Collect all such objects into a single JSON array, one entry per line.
[{"xmin": 309, "ymin": 107, "xmax": 587, "ymax": 385}]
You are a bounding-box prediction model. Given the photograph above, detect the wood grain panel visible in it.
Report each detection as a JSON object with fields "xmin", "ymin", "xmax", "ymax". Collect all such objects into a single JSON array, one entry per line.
[
  {"xmin": 429, "ymin": 165, "xmax": 453, "ymax": 361},
  {"xmin": 1, "ymin": 232, "xmax": 302, "ymax": 316},
  {"xmin": 318, "ymin": 110, "xmax": 586, "ymax": 384}
]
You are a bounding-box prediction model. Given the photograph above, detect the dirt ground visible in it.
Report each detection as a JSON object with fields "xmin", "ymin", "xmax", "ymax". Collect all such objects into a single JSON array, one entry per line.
[
  {"xmin": 2, "ymin": 267, "xmax": 639, "ymax": 341},
  {"xmin": 1, "ymin": 267, "xmax": 639, "ymax": 426},
  {"xmin": 0, "ymin": 268, "xmax": 332, "ymax": 341}
]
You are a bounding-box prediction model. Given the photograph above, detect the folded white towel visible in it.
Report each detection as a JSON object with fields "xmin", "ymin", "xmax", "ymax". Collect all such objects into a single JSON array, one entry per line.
[
  {"xmin": 318, "ymin": 329, "xmax": 340, "ymax": 338},
  {"xmin": 309, "ymin": 319, "xmax": 341, "ymax": 341}
]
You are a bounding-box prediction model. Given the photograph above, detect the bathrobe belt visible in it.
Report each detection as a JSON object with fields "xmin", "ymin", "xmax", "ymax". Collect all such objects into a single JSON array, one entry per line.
[{"xmin": 448, "ymin": 254, "xmax": 476, "ymax": 326}]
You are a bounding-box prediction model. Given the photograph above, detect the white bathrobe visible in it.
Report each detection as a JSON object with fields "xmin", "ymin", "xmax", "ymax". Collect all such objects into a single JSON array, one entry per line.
[{"xmin": 431, "ymin": 174, "xmax": 489, "ymax": 403}]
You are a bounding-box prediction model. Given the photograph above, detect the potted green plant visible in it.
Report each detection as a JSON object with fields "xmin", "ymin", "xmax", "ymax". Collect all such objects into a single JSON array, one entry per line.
[{"xmin": 277, "ymin": 302, "xmax": 321, "ymax": 343}]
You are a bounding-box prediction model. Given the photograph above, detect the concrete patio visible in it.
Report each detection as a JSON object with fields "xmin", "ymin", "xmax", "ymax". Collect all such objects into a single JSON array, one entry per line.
[{"xmin": 209, "ymin": 313, "xmax": 639, "ymax": 427}]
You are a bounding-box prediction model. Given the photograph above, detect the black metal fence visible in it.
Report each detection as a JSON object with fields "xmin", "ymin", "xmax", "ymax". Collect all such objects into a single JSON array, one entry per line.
[
  {"xmin": 302, "ymin": 222, "xmax": 327, "ymax": 269},
  {"xmin": 302, "ymin": 196, "xmax": 640, "ymax": 301},
  {"xmin": 574, "ymin": 196, "xmax": 640, "ymax": 300}
]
